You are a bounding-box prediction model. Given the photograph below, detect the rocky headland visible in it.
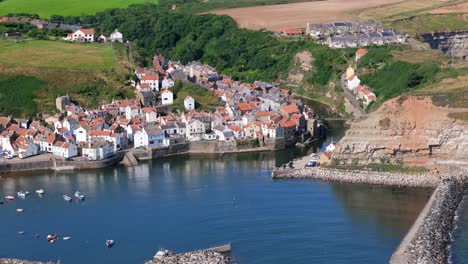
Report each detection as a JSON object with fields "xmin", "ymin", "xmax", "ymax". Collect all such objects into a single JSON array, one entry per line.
[
  {"xmin": 333, "ymin": 96, "xmax": 468, "ymax": 170},
  {"xmin": 0, "ymin": 259, "xmax": 54, "ymax": 264}
]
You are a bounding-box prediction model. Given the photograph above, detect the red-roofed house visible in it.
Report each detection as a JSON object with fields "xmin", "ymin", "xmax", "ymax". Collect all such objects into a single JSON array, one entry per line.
[
  {"xmin": 279, "ymin": 118, "xmax": 297, "ymax": 139},
  {"xmin": 140, "ymin": 75, "xmax": 159, "ymax": 91},
  {"xmin": 355, "ymin": 48, "xmax": 368, "ymax": 62},
  {"xmin": 280, "ymin": 104, "xmax": 300, "ymax": 117},
  {"xmin": 52, "ymin": 141, "xmax": 77, "ymax": 158},
  {"xmin": 71, "ymin": 28, "xmax": 94, "ymax": 42},
  {"xmin": 237, "ymin": 102, "xmax": 252, "ymax": 115}
]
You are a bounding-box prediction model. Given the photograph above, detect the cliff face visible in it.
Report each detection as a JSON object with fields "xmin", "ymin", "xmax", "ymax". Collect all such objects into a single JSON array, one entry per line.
[{"xmin": 334, "ymin": 96, "xmax": 468, "ymax": 169}]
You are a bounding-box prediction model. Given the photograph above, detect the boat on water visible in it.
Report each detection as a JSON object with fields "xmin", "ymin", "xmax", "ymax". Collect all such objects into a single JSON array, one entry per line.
[
  {"xmin": 0, "ymin": 200, "xmax": 3, "ymax": 205},
  {"xmin": 106, "ymin": 240, "xmax": 115, "ymax": 248},
  {"xmin": 16, "ymin": 208, "xmax": 24, "ymax": 213},
  {"xmin": 36, "ymin": 189, "xmax": 45, "ymax": 195},
  {"xmin": 47, "ymin": 234, "xmax": 58, "ymax": 243},
  {"xmin": 63, "ymin": 195, "xmax": 72, "ymax": 202},
  {"xmin": 153, "ymin": 249, "xmax": 174, "ymax": 260},
  {"xmin": 5, "ymin": 196, "xmax": 14, "ymax": 201},
  {"xmin": 17, "ymin": 191, "xmax": 26, "ymax": 198},
  {"xmin": 74, "ymin": 191, "xmax": 85, "ymax": 201},
  {"xmin": 18, "ymin": 231, "xmax": 25, "ymax": 235},
  {"xmin": 63, "ymin": 237, "xmax": 71, "ymax": 241}
]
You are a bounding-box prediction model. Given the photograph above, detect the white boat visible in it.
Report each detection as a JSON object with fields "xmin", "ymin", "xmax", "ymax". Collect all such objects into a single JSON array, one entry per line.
[
  {"xmin": 63, "ymin": 237, "xmax": 71, "ymax": 241},
  {"xmin": 17, "ymin": 191, "xmax": 26, "ymax": 198},
  {"xmin": 16, "ymin": 208, "xmax": 24, "ymax": 213},
  {"xmin": 63, "ymin": 195, "xmax": 72, "ymax": 202},
  {"xmin": 74, "ymin": 191, "xmax": 85, "ymax": 201},
  {"xmin": 47, "ymin": 234, "xmax": 58, "ymax": 243},
  {"xmin": 106, "ymin": 240, "xmax": 115, "ymax": 248},
  {"xmin": 36, "ymin": 189, "xmax": 45, "ymax": 195}
]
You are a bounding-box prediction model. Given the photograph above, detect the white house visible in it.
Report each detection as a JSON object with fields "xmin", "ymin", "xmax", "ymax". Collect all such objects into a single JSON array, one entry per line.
[
  {"xmin": 18, "ymin": 140, "xmax": 38, "ymax": 159},
  {"xmin": 346, "ymin": 75, "xmax": 361, "ymax": 91},
  {"xmin": 74, "ymin": 126, "xmax": 89, "ymax": 143},
  {"xmin": 70, "ymin": 28, "xmax": 95, "ymax": 42},
  {"xmin": 184, "ymin": 96, "xmax": 195, "ymax": 111},
  {"xmin": 186, "ymin": 119, "xmax": 205, "ymax": 141},
  {"xmin": 109, "ymin": 29, "xmax": 123, "ymax": 43},
  {"xmin": 133, "ymin": 126, "xmax": 168, "ymax": 148},
  {"xmin": 161, "ymin": 77, "xmax": 175, "ymax": 89},
  {"xmin": 161, "ymin": 89, "xmax": 173, "ymax": 105},
  {"xmin": 212, "ymin": 125, "xmax": 235, "ymax": 142},
  {"xmin": 52, "ymin": 141, "xmax": 78, "ymax": 158},
  {"xmin": 82, "ymin": 140, "xmax": 114, "ymax": 160},
  {"xmin": 142, "ymin": 107, "xmax": 158, "ymax": 122},
  {"xmin": 125, "ymin": 105, "xmax": 140, "ymax": 120},
  {"xmin": 140, "ymin": 75, "xmax": 159, "ymax": 91}
]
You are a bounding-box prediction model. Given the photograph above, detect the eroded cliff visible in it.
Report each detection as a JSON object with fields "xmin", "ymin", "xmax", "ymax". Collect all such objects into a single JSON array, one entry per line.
[{"xmin": 334, "ymin": 96, "xmax": 468, "ymax": 170}]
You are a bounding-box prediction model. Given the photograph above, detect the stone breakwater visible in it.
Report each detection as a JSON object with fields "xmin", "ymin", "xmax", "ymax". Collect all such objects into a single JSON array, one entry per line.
[
  {"xmin": 0, "ymin": 259, "xmax": 54, "ymax": 264},
  {"xmin": 403, "ymin": 176, "xmax": 468, "ymax": 264},
  {"xmin": 145, "ymin": 250, "xmax": 229, "ymax": 264},
  {"xmin": 272, "ymin": 168, "xmax": 440, "ymax": 188}
]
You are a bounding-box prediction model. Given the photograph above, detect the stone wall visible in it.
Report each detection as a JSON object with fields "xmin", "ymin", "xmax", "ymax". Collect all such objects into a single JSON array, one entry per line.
[{"xmin": 272, "ymin": 167, "xmax": 440, "ymax": 188}]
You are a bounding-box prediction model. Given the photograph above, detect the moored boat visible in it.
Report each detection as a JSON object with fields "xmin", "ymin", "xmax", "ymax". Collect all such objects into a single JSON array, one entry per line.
[
  {"xmin": 106, "ymin": 240, "xmax": 115, "ymax": 248},
  {"xmin": 36, "ymin": 189, "xmax": 45, "ymax": 195},
  {"xmin": 63, "ymin": 195, "xmax": 72, "ymax": 202},
  {"xmin": 5, "ymin": 196, "xmax": 14, "ymax": 201},
  {"xmin": 47, "ymin": 234, "xmax": 58, "ymax": 243},
  {"xmin": 74, "ymin": 191, "xmax": 85, "ymax": 201},
  {"xmin": 17, "ymin": 191, "xmax": 26, "ymax": 198},
  {"xmin": 63, "ymin": 236, "xmax": 71, "ymax": 241},
  {"xmin": 16, "ymin": 208, "xmax": 24, "ymax": 213}
]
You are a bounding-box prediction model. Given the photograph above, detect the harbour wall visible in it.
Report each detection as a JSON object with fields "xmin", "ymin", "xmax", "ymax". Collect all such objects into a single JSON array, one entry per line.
[
  {"xmin": 271, "ymin": 167, "xmax": 440, "ymax": 188},
  {"xmin": 390, "ymin": 175, "xmax": 468, "ymax": 264}
]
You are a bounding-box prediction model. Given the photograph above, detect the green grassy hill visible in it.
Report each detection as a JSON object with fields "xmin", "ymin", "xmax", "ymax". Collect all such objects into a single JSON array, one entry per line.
[
  {"xmin": 0, "ymin": 0, "xmax": 158, "ymax": 18},
  {"xmin": 0, "ymin": 39, "xmax": 134, "ymax": 117}
]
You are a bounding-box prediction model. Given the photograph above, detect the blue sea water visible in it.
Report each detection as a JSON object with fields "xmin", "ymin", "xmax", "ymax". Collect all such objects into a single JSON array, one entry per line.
[{"xmin": 0, "ymin": 149, "xmax": 432, "ymax": 264}]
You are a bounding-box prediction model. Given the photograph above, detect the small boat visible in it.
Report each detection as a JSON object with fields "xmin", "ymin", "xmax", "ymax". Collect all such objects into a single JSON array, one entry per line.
[
  {"xmin": 47, "ymin": 234, "xmax": 58, "ymax": 243},
  {"xmin": 36, "ymin": 189, "xmax": 45, "ymax": 195},
  {"xmin": 17, "ymin": 191, "xmax": 26, "ymax": 198},
  {"xmin": 63, "ymin": 236, "xmax": 71, "ymax": 241},
  {"xmin": 16, "ymin": 208, "xmax": 24, "ymax": 213},
  {"xmin": 0, "ymin": 200, "xmax": 3, "ymax": 205},
  {"xmin": 18, "ymin": 231, "xmax": 25, "ymax": 235},
  {"xmin": 24, "ymin": 191, "xmax": 30, "ymax": 195},
  {"xmin": 63, "ymin": 195, "xmax": 72, "ymax": 202},
  {"xmin": 74, "ymin": 191, "xmax": 85, "ymax": 201},
  {"xmin": 106, "ymin": 240, "xmax": 115, "ymax": 248},
  {"xmin": 5, "ymin": 196, "xmax": 14, "ymax": 201}
]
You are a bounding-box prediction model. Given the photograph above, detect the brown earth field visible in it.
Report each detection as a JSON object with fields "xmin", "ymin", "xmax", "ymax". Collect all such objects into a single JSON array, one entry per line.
[
  {"xmin": 208, "ymin": 0, "xmax": 404, "ymax": 30},
  {"xmin": 428, "ymin": 1, "xmax": 468, "ymax": 14}
]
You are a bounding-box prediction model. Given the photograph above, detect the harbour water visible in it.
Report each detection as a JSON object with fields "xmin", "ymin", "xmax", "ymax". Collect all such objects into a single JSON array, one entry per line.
[
  {"xmin": 450, "ymin": 193, "xmax": 468, "ymax": 264},
  {"xmin": 0, "ymin": 148, "xmax": 432, "ymax": 264}
]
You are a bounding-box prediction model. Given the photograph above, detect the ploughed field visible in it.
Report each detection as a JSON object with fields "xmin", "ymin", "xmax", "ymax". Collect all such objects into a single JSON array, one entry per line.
[
  {"xmin": 0, "ymin": 0, "xmax": 158, "ymax": 18},
  {"xmin": 208, "ymin": 0, "xmax": 403, "ymax": 30}
]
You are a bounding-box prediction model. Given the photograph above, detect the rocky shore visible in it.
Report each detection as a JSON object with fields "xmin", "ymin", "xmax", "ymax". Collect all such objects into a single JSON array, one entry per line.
[
  {"xmin": 0, "ymin": 259, "xmax": 54, "ymax": 264},
  {"xmin": 404, "ymin": 175, "xmax": 468, "ymax": 264},
  {"xmin": 272, "ymin": 167, "xmax": 440, "ymax": 188},
  {"xmin": 145, "ymin": 250, "xmax": 229, "ymax": 264}
]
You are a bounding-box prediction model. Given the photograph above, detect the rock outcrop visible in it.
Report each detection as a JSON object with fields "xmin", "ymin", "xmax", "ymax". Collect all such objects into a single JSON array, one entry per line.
[
  {"xmin": 334, "ymin": 96, "xmax": 468, "ymax": 170},
  {"xmin": 145, "ymin": 250, "xmax": 229, "ymax": 264}
]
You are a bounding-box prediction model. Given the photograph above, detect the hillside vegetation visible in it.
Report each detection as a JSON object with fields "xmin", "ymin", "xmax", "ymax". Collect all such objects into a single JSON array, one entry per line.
[
  {"xmin": 0, "ymin": 0, "xmax": 158, "ymax": 18},
  {"xmin": 0, "ymin": 39, "xmax": 134, "ymax": 117}
]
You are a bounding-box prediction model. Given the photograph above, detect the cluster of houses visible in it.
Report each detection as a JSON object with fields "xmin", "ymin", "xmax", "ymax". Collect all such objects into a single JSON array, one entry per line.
[
  {"xmin": 275, "ymin": 20, "xmax": 406, "ymax": 48},
  {"xmin": 0, "ymin": 16, "xmax": 123, "ymax": 43},
  {"xmin": 0, "ymin": 55, "xmax": 318, "ymax": 161},
  {"xmin": 306, "ymin": 21, "xmax": 406, "ymax": 48},
  {"xmin": 346, "ymin": 48, "xmax": 377, "ymax": 108}
]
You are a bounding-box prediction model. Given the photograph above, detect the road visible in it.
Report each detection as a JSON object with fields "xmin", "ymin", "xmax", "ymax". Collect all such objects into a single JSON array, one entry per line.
[{"xmin": 340, "ymin": 72, "xmax": 365, "ymax": 117}]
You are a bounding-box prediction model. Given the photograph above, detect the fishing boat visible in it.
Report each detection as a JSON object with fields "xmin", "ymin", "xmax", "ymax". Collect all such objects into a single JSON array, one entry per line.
[
  {"xmin": 63, "ymin": 195, "xmax": 72, "ymax": 202},
  {"xmin": 106, "ymin": 240, "xmax": 115, "ymax": 248},
  {"xmin": 17, "ymin": 191, "xmax": 26, "ymax": 198},
  {"xmin": 74, "ymin": 191, "xmax": 85, "ymax": 201},
  {"xmin": 47, "ymin": 234, "xmax": 58, "ymax": 243},
  {"xmin": 16, "ymin": 208, "xmax": 24, "ymax": 213},
  {"xmin": 36, "ymin": 189, "xmax": 45, "ymax": 195},
  {"xmin": 5, "ymin": 196, "xmax": 14, "ymax": 201}
]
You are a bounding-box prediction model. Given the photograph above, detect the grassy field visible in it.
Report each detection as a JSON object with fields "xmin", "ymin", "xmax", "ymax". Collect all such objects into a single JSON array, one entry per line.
[
  {"xmin": 0, "ymin": 39, "xmax": 115, "ymax": 69},
  {"xmin": 0, "ymin": 0, "xmax": 158, "ymax": 18},
  {"xmin": 0, "ymin": 39, "xmax": 134, "ymax": 117}
]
